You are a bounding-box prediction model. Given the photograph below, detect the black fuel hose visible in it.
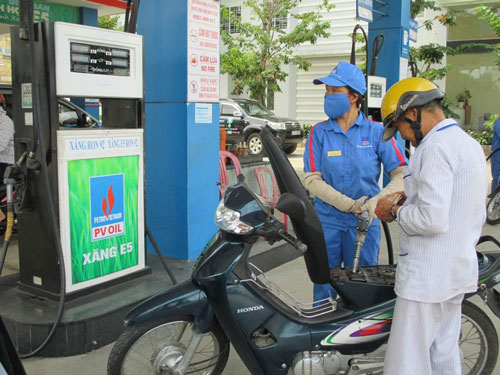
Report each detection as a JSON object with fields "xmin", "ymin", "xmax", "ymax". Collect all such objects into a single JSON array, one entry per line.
[
  {"xmin": 124, "ymin": 0, "xmax": 132, "ymax": 32},
  {"xmin": 17, "ymin": 0, "xmax": 66, "ymax": 358},
  {"xmin": 381, "ymin": 221, "xmax": 394, "ymax": 265},
  {"xmin": 369, "ymin": 33, "xmax": 384, "ymax": 76},
  {"xmin": 349, "ymin": 24, "xmax": 368, "ymax": 113},
  {"xmin": 126, "ymin": 0, "xmax": 140, "ymax": 33}
]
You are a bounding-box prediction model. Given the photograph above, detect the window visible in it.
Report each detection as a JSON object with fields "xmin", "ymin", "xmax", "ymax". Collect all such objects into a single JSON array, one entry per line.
[
  {"xmin": 221, "ymin": 104, "xmax": 238, "ymax": 116},
  {"xmin": 221, "ymin": 6, "xmax": 241, "ymax": 34},
  {"xmin": 272, "ymin": 15, "xmax": 288, "ymax": 30}
]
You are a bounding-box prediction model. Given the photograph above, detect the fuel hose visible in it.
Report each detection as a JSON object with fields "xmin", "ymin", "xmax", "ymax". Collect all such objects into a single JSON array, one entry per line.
[
  {"xmin": 16, "ymin": 0, "xmax": 66, "ymax": 358},
  {"xmin": 0, "ymin": 183, "xmax": 15, "ymax": 275},
  {"xmin": 349, "ymin": 24, "xmax": 368, "ymax": 113},
  {"xmin": 369, "ymin": 33, "xmax": 384, "ymax": 76}
]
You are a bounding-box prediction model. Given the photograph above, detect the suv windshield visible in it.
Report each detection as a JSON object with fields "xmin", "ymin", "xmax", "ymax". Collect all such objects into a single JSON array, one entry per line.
[{"xmin": 236, "ymin": 100, "xmax": 274, "ymax": 117}]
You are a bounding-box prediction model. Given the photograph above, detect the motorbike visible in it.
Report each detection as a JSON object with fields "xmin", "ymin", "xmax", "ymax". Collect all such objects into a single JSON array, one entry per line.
[{"xmin": 107, "ymin": 126, "xmax": 500, "ymax": 375}]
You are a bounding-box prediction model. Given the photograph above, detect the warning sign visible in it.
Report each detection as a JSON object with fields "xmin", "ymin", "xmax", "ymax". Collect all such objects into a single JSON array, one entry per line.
[{"xmin": 187, "ymin": 0, "xmax": 219, "ymax": 103}]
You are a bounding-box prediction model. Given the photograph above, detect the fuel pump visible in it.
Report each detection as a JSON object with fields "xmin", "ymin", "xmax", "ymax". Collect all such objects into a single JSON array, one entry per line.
[
  {"xmin": 10, "ymin": 21, "xmax": 147, "ymax": 299},
  {"xmin": 349, "ymin": 24, "xmax": 394, "ymax": 266}
]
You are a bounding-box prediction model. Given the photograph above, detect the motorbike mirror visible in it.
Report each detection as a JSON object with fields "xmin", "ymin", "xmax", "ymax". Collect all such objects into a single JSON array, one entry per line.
[{"xmin": 276, "ymin": 193, "xmax": 306, "ymax": 221}]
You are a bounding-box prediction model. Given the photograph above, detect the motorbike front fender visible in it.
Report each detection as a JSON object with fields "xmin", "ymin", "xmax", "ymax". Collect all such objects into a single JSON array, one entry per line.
[{"xmin": 124, "ymin": 279, "xmax": 214, "ymax": 334}]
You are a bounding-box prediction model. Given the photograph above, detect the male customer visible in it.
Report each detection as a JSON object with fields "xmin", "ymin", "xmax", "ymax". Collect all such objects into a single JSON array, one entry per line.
[{"xmin": 374, "ymin": 77, "xmax": 488, "ymax": 374}]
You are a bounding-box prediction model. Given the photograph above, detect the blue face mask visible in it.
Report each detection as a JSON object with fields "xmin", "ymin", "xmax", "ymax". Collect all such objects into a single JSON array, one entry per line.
[{"xmin": 324, "ymin": 93, "xmax": 351, "ymax": 119}]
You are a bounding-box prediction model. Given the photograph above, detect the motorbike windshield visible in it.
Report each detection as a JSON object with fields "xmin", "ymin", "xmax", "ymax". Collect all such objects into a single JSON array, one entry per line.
[{"xmin": 258, "ymin": 126, "xmax": 330, "ymax": 285}]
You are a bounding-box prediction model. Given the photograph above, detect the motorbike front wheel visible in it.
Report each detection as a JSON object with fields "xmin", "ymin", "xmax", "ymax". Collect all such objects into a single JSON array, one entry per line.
[
  {"xmin": 107, "ymin": 316, "xmax": 230, "ymax": 375},
  {"xmin": 486, "ymin": 191, "xmax": 500, "ymax": 224},
  {"xmin": 460, "ymin": 300, "xmax": 498, "ymax": 375}
]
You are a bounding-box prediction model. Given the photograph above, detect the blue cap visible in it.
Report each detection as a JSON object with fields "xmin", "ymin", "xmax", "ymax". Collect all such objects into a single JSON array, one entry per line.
[{"xmin": 313, "ymin": 62, "xmax": 366, "ymax": 95}]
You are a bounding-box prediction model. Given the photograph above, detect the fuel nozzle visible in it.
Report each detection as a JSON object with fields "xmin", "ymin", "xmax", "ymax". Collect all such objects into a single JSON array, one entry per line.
[{"xmin": 352, "ymin": 210, "xmax": 370, "ymax": 273}]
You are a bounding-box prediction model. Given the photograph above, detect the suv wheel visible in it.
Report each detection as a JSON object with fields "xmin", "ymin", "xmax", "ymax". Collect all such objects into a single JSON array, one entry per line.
[
  {"xmin": 247, "ymin": 133, "xmax": 263, "ymax": 155},
  {"xmin": 283, "ymin": 144, "xmax": 297, "ymax": 154}
]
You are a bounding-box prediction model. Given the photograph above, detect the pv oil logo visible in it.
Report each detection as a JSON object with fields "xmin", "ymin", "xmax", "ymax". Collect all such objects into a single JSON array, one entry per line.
[{"xmin": 90, "ymin": 174, "xmax": 125, "ymax": 241}]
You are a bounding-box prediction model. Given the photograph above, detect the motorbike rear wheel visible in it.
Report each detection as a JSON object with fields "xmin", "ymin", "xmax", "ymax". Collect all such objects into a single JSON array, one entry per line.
[
  {"xmin": 486, "ymin": 190, "xmax": 500, "ymax": 224},
  {"xmin": 460, "ymin": 300, "xmax": 498, "ymax": 375},
  {"xmin": 107, "ymin": 316, "xmax": 230, "ymax": 375}
]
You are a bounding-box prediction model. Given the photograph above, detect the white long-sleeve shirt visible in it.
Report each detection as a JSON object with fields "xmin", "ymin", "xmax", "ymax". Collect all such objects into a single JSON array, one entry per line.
[
  {"xmin": 0, "ymin": 108, "xmax": 14, "ymax": 165},
  {"xmin": 395, "ymin": 118, "xmax": 488, "ymax": 303}
]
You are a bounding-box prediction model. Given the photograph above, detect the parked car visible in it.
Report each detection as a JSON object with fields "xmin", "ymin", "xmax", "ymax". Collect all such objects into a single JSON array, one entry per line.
[
  {"xmin": 0, "ymin": 85, "xmax": 101, "ymax": 128},
  {"xmin": 219, "ymin": 98, "xmax": 303, "ymax": 155}
]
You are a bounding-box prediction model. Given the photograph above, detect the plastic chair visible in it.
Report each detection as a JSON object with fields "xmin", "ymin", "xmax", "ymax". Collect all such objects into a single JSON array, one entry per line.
[
  {"xmin": 254, "ymin": 166, "xmax": 288, "ymax": 232},
  {"xmin": 219, "ymin": 150, "xmax": 243, "ymax": 197}
]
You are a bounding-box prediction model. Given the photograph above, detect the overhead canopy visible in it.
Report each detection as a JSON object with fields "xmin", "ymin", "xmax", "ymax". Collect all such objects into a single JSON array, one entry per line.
[{"xmin": 47, "ymin": 0, "xmax": 128, "ymax": 15}]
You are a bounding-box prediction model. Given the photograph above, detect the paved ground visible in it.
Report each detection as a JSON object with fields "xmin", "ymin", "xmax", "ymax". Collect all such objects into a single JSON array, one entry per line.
[{"xmin": 13, "ymin": 147, "xmax": 500, "ymax": 374}]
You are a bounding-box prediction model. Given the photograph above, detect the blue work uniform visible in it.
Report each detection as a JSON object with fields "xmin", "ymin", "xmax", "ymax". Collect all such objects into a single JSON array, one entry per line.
[
  {"xmin": 491, "ymin": 117, "xmax": 500, "ymax": 192},
  {"xmin": 303, "ymin": 112, "xmax": 407, "ymax": 302}
]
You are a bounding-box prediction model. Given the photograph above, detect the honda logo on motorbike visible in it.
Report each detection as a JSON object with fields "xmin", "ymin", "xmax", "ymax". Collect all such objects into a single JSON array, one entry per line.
[
  {"xmin": 90, "ymin": 174, "xmax": 125, "ymax": 241},
  {"xmin": 237, "ymin": 305, "xmax": 264, "ymax": 314}
]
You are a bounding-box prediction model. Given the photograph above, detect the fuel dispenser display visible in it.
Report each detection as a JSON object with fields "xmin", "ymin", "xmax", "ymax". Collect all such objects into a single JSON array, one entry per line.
[
  {"xmin": 11, "ymin": 21, "xmax": 146, "ymax": 297},
  {"xmin": 367, "ymin": 75, "xmax": 386, "ymax": 116}
]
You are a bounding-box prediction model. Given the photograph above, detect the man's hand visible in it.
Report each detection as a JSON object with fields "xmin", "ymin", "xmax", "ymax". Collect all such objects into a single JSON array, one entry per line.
[{"xmin": 375, "ymin": 197, "xmax": 398, "ymax": 223}]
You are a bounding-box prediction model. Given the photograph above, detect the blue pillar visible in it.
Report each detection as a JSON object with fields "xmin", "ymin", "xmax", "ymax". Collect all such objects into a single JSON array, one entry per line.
[
  {"xmin": 368, "ymin": 0, "xmax": 411, "ymax": 90},
  {"xmin": 138, "ymin": 0, "xmax": 219, "ymax": 260},
  {"xmin": 71, "ymin": 7, "xmax": 100, "ymax": 119},
  {"xmin": 80, "ymin": 7, "xmax": 98, "ymax": 27}
]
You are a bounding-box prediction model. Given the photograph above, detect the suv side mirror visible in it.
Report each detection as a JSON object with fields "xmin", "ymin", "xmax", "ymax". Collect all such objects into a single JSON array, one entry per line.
[
  {"xmin": 233, "ymin": 110, "xmax": 243, "ymax": 118},
  {"xmin": 59, "ymin": 111, "xmax": 80, "ymax": 127}
]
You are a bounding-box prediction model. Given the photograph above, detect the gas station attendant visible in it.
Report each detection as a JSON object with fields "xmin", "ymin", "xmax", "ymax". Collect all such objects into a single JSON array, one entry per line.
[{"xmin": 303, "ymin": 62, "xmax": 407, "ymax": 302}]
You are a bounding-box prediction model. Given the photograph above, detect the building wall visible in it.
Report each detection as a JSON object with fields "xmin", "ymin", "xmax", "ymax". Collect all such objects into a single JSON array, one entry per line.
[{"xmin": 439, "ymin": 1, "xmax": 500, "ymax": 129}]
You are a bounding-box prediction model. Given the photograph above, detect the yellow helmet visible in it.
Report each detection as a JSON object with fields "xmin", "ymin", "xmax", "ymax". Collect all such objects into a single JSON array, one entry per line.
[{"xmin": 381, "ymin": 77, "xmax": 444, "ymax": 142}]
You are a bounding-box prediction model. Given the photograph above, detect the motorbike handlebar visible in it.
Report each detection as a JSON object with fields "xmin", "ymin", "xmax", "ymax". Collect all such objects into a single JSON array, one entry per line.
[{"xmin": 254, "ymin": 223, "xmax": 307, "ymax": 253}]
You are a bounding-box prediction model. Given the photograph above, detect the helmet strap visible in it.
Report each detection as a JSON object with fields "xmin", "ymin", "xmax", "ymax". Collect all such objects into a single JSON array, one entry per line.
[{"xmin": 402, "ymin": 107, "xmax": 424, "ymax": 146}]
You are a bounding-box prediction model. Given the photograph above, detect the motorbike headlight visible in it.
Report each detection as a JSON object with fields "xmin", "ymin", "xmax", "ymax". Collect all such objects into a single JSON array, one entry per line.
[
  {"xmin": 267, "ymin": 121, "xmax": 286, "ymax": 130},
  {"xmin": 215, "ymin": 200, "xmax": 253, "ymax": 235}
]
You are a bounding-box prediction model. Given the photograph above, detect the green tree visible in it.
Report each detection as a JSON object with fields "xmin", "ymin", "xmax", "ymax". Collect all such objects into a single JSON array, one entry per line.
[
  {"xmin": 98, "ymin": 15, "xmax": 123, "ymax": 31},
  {"xmin": 221, "ymin": 0, "xmax": 334, "ymax": 107},
  {"xmin": 409, "ymin": 0, "xmax": 464, "ymax": 118},
  {"xmin": 409, "ymin": 0, "xmax": 456, "ymax": 81},
  {"xmin": 474, "ymin": 5, "xmax": 500, "ymax": 68}
]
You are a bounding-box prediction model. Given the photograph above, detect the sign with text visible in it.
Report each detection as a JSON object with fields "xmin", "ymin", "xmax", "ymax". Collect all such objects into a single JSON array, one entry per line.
[
  {"xmin": 57, "ymin": 129, "xmax": 145, "ymax": 293},
  {"xmin": 401, "ymin": 27, "xmax": 409, "ymax": 58},
  {"xmin": 409, "ymin": 18, "xmax": 418, "ymax": 42},
  {"xmin": 187, "ymin": 0, "xmax": 220, "ymax": 102},
  {"xmin": 0, "ymin": 0, "xmax": 79, "ymax": 25},
  {"xmin": 356, "ymin": 0, "xmax": 373, "ymax": 23},
  {"xmin": 90, "ymin": 174, "xmax": 125, "ymax": 241}
]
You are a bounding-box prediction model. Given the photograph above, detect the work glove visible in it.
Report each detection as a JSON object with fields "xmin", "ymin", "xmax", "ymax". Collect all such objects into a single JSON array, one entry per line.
[
  {"xmin": 304, "ymin": 172, "xmax": 364, "ymax": 213},
  {"xmin": 358, "ymin": 166, "xmax": 405, "ymax": 224},
  {"xmin": 360, "ymin": 198, "xmax": 377, "ymax": 224},
  {"xmin": 351, "ymin": 196, "xmax": 368, "ymax": 213}
]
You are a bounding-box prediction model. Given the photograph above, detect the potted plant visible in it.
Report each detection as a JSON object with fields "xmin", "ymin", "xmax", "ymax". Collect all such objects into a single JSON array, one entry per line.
[{"xmin": 456, "ymin": 90, "xmax": 472, "ymax": 125}]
